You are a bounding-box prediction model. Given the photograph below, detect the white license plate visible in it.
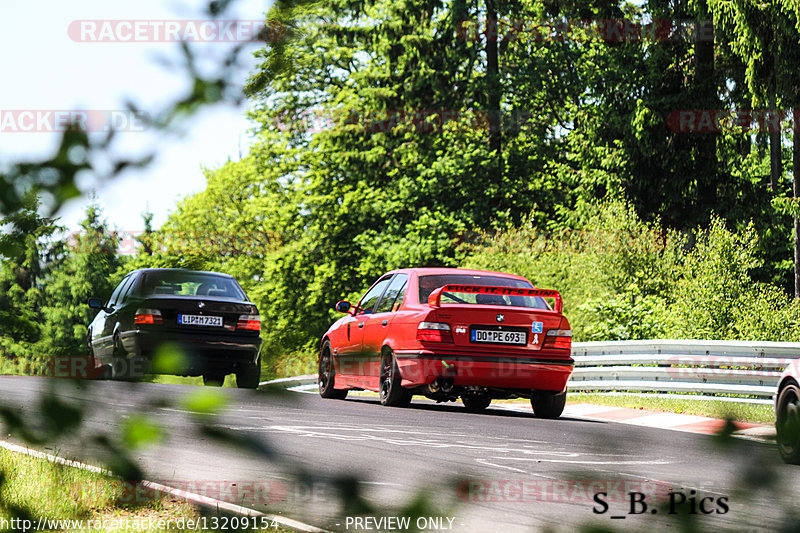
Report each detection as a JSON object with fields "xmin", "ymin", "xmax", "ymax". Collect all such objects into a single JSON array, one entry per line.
[
  {"xmin": 470, "ymin": 329, "xmax": 526, "ymax": 345},
  {"xmin": 178, "ymin": 314, "xmax": 223, "ymax": 327}
]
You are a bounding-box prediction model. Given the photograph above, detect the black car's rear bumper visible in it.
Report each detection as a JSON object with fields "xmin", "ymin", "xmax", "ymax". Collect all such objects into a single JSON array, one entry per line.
[{"xmin": 127, "ymin": 329, "xmax": 261, "ymax": 375}]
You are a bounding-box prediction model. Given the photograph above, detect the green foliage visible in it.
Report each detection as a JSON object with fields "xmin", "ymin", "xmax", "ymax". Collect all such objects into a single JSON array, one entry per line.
[
  {"xmin": 38, "ymin": 204, "xmax": 122, "ymax": 360},
  {"xmin": 0, "ymin": 201, "xmax": 122, "ymax": 372},
  {"xmin": 462, "ymin": 199, "xmax": 678, "ymax": 340},
  {"xmin": 0, "ymin": 196, "xmax": 62, "ymax": 372},
  {"xmin": 663, "ymin": 218, "xmax": 800, "ymax": 340},
  {"xmin": 464, "ymin": 200, "xmax": 800, "ymax": 343}
]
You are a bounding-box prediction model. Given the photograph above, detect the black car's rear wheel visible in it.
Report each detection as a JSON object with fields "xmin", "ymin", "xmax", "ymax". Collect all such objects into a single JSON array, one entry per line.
[
  {"xmin": 236, "ymin": 357, "xmax": 261, "ymax": 389},
  {"xmin": 379, "ymin": 350, "xmax": 412, "ymax": 407},
  {"xmin": 111, "ymin": 335, "xmax": 131, "ymax": 380},
  {"xmin": 319, "ymin": 342, "xmax": 347, "ymax": 399},
  {"xmin": 203, "ymin": 372, "xmax": 226, "ymax": 386},
  {"xmin": 462, "ymin": 394, "xmax": 492, "ymax": 412},
  {"xmin": 531, "ymin": 391, "xmax": 566, "ymax": 419},
  {"xmin": 777, "ymin": 382, "xmax": 800, "ymax": 463}
]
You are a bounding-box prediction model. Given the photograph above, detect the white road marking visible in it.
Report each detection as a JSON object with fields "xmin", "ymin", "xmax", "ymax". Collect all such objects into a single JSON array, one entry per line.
[
  {"xmin": 475, "ymin": 459, "xmax": 528, "ymax": 473},
  {"xmin": 497, "ymin": 456, "xmax": 672, "ymax": 465}
]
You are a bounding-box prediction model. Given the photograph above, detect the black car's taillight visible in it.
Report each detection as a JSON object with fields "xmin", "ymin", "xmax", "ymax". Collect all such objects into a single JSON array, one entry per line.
[
  {"xmin": 417, "ymin": 322, "xmax": 453, "ymax": 343},
  {"xmin": 237, "ymin": 314, "xmax": 261, "ymax": 331},
  {"xmin": 134, "ymin": 308, "xmax": 163, "ymax": 325}
]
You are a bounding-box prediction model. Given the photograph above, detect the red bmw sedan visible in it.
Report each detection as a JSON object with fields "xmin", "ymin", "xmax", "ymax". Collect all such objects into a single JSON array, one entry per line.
[{"xmin": 318, "ymin": 268, "xmax": 573, "ymax": 417}]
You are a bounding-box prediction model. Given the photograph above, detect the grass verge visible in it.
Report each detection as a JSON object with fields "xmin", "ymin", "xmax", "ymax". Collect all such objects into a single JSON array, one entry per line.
[
  {"xmin": 144, "ymin": 374, "xmax": 237, "ymax": 387},
  {"xmin": 0, "ymin": 448, "xmax": 199, "ymax": 530},
  {"xmin": 0, "ymin": 448, "xmax": 294, "ymax": 531}
]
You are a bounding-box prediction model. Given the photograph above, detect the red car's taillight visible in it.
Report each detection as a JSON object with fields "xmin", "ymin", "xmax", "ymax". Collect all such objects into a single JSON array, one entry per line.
[
  {"xmin": 134, "ymin": 308, "xmax": 163, "ymax": 325},
  {"xmin": 237, "ymin": 314, "xmax": 261, "ymax": 331},
  {"xmin": 417, "ymin": 322, "xmax": 453, "ymax": 343},
  {"xmin": 543, "ymin": 329, "xmax": 571, "ymax": 350}
]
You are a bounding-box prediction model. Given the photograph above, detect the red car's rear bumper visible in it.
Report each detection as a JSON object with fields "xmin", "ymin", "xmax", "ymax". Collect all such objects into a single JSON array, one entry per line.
[{"xmin": 394, "ymin": 349, "xmax": 574, "ymax": 392}]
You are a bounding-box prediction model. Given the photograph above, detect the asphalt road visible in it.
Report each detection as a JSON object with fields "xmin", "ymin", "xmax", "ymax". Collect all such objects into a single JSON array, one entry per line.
[{"xmin": 0, "ymin": 376, "xmax": 797, "ymax": 532}]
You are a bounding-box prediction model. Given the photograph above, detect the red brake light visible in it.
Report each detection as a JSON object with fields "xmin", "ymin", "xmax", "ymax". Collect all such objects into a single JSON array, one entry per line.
[
  {"xmin": 237, "ymin": 314, "xmax": 261, "ymax": 331},
  {"xmin": 134, "ymin": 309, "xmax": 163, "ymax": 325},
  {"xmin": 417, "ymin": 322, "xmax": 453, "ymax": 343},
  {"xmin": 543, "ymin": 329, "xmax": 571, "ymax": 350}
]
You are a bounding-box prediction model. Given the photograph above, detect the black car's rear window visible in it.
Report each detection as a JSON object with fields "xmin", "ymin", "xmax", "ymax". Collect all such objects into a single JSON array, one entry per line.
[
  {"xmin": 141, "ymin": 271, "xmax": 246, "ymax": 299},
  {"xmin": 418, "ymin": 274, "xmax": 549, "ymax": 309}
]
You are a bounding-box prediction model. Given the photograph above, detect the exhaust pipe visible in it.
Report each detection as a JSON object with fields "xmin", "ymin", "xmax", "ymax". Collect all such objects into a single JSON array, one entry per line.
[
  {"xmin": 438, "ymin": 377, "xmax": 454, "ymax": 394},
  {"xmin": 427, "ymin": 377, "xmax": 455, "ymax": 394}
]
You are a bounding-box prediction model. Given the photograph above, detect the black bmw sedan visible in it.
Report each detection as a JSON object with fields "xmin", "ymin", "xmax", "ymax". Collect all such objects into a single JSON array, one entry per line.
[{"xmin": 87, "ymin": 268, "xmax": 262, "ymax": 388}]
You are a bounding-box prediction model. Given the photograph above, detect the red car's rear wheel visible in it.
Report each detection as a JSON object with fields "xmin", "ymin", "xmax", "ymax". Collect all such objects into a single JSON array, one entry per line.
[
  {"xmin": 319, "ymin": 342, "xmax": 347, "ymax": 399},
  {"xmin": 531, "ymin": 391, "xmax": 566, "ymax": 419},
  {"xmin": 462, "ymin": 394, "xmax": 491, "ymax": 412},
  {"xmin": 380, "ymin": 350, "xmax": 412, "ymax": 407}
]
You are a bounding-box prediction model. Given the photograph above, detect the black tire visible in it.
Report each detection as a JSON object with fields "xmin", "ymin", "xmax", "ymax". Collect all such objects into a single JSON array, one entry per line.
[
  {"xmin": 236, "ymin": 357, "xmax": 261, "ymax": 389},
  {"xmin": 777, "ymin": 382, "xmax": 800, "ymax": 464},
  {"xmin": 462, "ymin": 394, "xmax": 491, "ymax": 412},
  {"xmin": 111, "ymin": 335, "xmax": 131, "ymax": 380},
  {"xmin": 319, "ymin": 342, "xmax": 347, "ymax": 399},
  {"xmin": 379, "ymin": 350, "xmax": 412, "ymax": 407},
  {"xmin": 531, "ymin": 391, "xmax": 566, "ymax": 419},
  {"xmin": 203, "ymin": 372, "xmax": 226, "ymax": 386},
  {"xmin": 87, "ymin": 335, "xmax": 109, "ymax": 380}
]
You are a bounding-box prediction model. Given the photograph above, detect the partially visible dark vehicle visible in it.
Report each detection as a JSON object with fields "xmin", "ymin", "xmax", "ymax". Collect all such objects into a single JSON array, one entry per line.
[
  {"xmin": 776, "ymin": 361, "xmax": 800, "ymax": 463},
  {"xmin": 87, "ymin": 268, "xmax": 262, "ymax": 388}
]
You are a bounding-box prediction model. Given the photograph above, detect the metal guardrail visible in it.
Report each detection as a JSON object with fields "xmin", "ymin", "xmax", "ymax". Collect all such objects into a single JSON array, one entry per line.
[
  {"xmin": 267, "ymin": 341, "xmax": 800, "ymax": 400},
  {"xmin": 570, "ymin": 340, "xmax": 800, "ymax": 399}
]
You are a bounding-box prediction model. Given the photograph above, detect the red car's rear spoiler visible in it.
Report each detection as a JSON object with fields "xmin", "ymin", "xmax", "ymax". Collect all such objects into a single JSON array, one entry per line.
[{"xmin": 428, "ymin": 284, "xmax": 563, "ymax": 313}]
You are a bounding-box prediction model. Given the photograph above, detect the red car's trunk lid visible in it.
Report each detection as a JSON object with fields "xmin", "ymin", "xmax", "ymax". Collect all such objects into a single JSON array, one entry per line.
[{"xmin": 432, "ymin": 305, "xmax": 562, "ymax": 351}]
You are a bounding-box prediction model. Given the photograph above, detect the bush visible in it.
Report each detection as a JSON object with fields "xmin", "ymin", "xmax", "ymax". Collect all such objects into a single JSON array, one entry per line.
[{"xmin": 462, "ymin": 200, "xmax": 800, "ymax": 342}]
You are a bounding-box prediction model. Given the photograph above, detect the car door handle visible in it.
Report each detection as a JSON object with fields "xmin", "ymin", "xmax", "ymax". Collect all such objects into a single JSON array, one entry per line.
[
  {"xmin": 358, "ymin": 322, "xmax": 364, "ymax": 328},
  {"xmin": 381, "ymin": 320, "xmax": 388, "ymax": 326}
]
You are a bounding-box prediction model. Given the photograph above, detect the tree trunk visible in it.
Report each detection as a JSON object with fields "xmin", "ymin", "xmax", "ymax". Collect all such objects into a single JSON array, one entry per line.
[
  {"xmin": 770, "ymin": 90, "xmax": 783, "ymax": 191},
  {"xmin": 694, "ymin": 3, "xmax": 716, "ymax": 219},
  {"xmin": 486, "ymin": 0, "xmax": 501, "ymax": 173},
  {"xmin": 794, "ymin": 111, "xmax": 799, "ymax": 299}
]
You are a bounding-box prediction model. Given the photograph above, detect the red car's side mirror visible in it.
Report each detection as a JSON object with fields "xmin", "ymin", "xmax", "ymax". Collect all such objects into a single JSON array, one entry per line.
[{"xmin": 335, "ymin": 300, "xmax": 352, "ymax": 313}]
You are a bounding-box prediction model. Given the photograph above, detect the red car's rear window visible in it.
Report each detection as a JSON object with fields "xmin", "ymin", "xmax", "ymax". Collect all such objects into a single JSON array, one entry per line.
[{"xmin": 418, "ymin": 274, "xmax": 549, "ymax": 309}]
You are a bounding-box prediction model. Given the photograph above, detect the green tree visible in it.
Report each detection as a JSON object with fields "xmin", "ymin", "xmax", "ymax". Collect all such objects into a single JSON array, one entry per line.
[
  {"xmin": 0, "ymin": 196, "xmax": 61, "ymax": 372},
  {"xmin": 39, "ymin": 204, "xmax": 122, "ymax": 359}
]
